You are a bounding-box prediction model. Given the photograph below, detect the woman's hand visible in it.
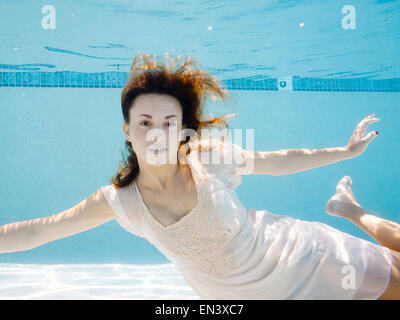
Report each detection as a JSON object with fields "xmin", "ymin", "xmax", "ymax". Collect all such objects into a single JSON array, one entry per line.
[{"xmin": 344, "ymin": 113, "xmax": 380, "ymax": 157}]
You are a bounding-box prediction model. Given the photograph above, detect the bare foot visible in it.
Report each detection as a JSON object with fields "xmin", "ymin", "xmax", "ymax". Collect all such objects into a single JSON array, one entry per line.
[{"xmin": 326, "ymin": 175, "xmax": 363, "ymax": 218}]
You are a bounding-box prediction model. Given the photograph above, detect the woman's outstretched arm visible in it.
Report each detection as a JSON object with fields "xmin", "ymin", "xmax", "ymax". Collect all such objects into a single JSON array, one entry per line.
[
  {"xmin": 241, "ymin": 114, "xmax": 380, "ymax": 176},
  {"xmin": 242, "ymin": 146, "xmax": 353, "ymax": 176},
  {"xmin": 0, "ymin": 188, "xmax": 116, "ymax": 253}
]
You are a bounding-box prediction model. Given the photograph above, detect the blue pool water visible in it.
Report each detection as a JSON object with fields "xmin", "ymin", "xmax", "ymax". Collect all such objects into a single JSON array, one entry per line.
[{"xmin": 0, "ymin": 0, "xmax": 399, "ymax": 299}]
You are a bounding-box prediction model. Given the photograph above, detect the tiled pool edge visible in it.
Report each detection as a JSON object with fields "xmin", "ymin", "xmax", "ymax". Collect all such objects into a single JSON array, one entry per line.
[{"xmin": 1, "ymin": 72, "xmax": 399, "ymax": 92}]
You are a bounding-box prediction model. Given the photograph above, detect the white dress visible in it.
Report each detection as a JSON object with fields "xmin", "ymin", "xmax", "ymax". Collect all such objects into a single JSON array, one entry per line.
[{"xmin": 101, "ymin": 139, "xmax": 393, "ymax": 300}]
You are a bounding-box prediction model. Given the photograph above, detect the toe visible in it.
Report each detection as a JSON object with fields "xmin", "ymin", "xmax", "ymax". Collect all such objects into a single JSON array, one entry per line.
[
  {"xmin": 343, "ymin": 175, "xmax": 352, "ymax": 184},
  {"xmin": 336, "ymin": 176, "xmax": 348, "ymax": 192},
  {"xmin": 339, "ymin": 175, "xmax": 352, "ymax": 188}
]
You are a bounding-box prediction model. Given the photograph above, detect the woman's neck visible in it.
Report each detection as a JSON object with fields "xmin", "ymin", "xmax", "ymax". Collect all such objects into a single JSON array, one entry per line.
[{"xmin": 136, "ymin": 161, "xmax": 181, "ymax": 192}]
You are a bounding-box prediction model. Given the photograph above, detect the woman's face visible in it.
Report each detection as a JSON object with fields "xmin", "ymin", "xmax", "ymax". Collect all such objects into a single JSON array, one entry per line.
[{"xmin": 123, "ymin": 93, "xmax": 185, "ymax": 165}]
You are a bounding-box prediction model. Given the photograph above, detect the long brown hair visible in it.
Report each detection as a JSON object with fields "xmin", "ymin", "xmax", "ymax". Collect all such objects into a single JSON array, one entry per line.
[{"xmin": 110, "ymin": 53, "xmax": 236, "ymax": 189}]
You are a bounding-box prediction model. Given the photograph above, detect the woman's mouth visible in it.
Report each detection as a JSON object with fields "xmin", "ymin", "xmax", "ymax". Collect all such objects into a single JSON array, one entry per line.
[{"xmin": 149, "ymin": 147, "xmax": 167, "ymax": 154}]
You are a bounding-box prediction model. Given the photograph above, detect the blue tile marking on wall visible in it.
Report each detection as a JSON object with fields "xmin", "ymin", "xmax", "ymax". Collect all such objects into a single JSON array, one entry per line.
[
  {"xmin": 292, "ymin": 76, "xmax": 400, "ymax": 92},
  {"xmin": 0, "ymin": 72, "xmax": 399, "ymax": 92},
  {"xmin": 0, "ymin": 71, "xmax": 129, "ymax": 88}
]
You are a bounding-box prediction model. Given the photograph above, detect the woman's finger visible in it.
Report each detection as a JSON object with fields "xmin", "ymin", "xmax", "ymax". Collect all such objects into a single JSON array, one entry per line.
[
  {"xmin": 361, "ymin": 130, "xmax": 379, "ymax": 144},
  {"xmin": 360, "ymin": 117, "xmax": 380, "ymax": 137}
]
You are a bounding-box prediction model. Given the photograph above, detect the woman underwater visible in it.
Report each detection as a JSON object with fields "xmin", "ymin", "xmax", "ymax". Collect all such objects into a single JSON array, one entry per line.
[{"xmin": 0, "ymin": 53, "xmax": 399, "ymax": 300}]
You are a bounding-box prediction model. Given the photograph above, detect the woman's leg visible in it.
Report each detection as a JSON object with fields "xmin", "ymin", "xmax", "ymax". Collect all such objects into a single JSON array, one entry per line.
[
  {"xmin": 348, "ymin": 208, "xmax": 400, "ymax": 299},
  {"xmin": 326, "ymin": 175, "xmax": 400, "ymax": 253},
  {"xmin": 346, "ymin": 206, "xmax": 400, "ymax": 253},
  {"xmin": 326, "ymin": 176, "xmax": 400, "ymax": 299},
  {"xmin": 377, "ymin": 249, "xmax": 400, "ymax": 300}
]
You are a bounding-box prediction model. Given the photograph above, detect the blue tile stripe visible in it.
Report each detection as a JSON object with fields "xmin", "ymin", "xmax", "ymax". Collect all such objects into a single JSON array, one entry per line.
[
  {"xmin": 0, "ymin": 71, "xmax": 128, "ymax": 88},
  {"xmin": 222, "ymin": 77, "xmax": 278, "ymax": 91},
  {"xmin": 292, "ymin": 76, "xmax": 400, "ymax": 92},
  {"xmin": 0, "ymin": 72, "xmax": 399, "ymax": 92}
]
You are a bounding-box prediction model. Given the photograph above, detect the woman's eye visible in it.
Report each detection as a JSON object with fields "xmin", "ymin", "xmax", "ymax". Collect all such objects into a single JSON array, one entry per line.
[{"xmin": 140, "ymin": 121, "xmax": 176, "ymax": 127}]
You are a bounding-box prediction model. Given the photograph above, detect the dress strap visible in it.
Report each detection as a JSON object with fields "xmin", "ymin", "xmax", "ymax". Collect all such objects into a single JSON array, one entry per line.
[{"xmin": 185, "ymin": 139, "xmax": 228, "ymax": 193}]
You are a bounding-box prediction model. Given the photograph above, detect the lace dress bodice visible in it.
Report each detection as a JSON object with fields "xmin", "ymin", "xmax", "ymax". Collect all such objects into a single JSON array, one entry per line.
[{"xmin": 102, "ymin": 138, "xmax": 248, "ymax": 277}]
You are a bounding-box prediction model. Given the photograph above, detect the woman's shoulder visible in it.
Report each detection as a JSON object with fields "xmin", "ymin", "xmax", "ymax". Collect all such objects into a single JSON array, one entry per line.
[
  {"xmin": 188, "ymin": 136, "xmax": 243, "ymax": 156},
  {"xmin": 101, "ymin": 182, "xmax": 146, "ymax": 238},
  {"xmin": 187, "ymin": 137, "xmax": 246, "ymax": 189}
]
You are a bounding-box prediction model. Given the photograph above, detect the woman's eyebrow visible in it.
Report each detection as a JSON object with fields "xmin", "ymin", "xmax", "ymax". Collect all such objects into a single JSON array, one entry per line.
[{"xmin": 138, "ymin": 114, "xmax": 177, "ymax": 119}]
